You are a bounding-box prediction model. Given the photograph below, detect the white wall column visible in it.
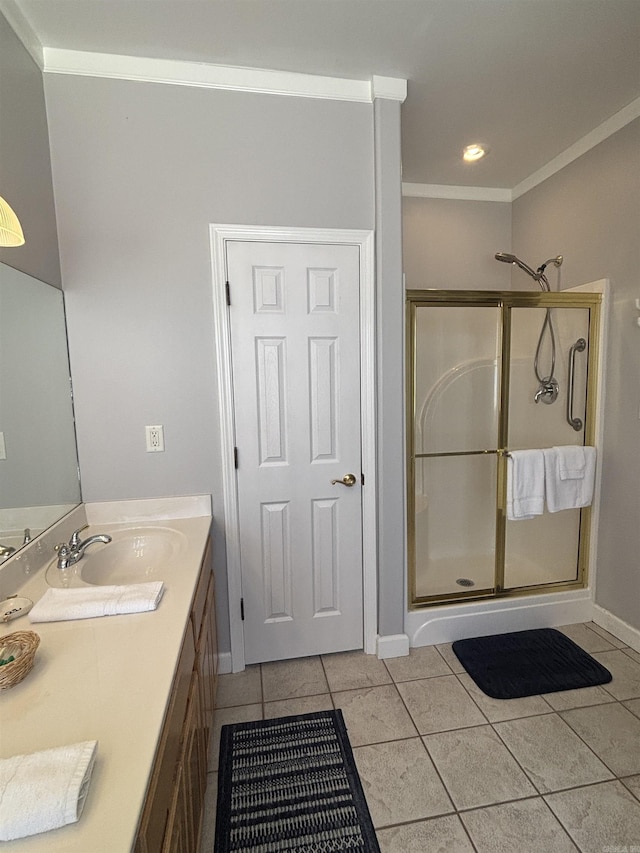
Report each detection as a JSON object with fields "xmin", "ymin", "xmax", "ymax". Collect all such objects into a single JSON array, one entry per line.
[{"xmin": 372, "ymin": 78, "xmax": 408, "ymax": 653}]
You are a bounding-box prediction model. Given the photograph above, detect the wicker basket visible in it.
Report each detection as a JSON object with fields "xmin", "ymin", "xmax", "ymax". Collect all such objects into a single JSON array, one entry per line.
[{"xmin": 0, "ymin": 631, "xmax": 40, "ymax": 690}]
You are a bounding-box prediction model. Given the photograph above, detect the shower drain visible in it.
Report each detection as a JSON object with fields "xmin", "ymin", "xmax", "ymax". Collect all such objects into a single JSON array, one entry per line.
[{"xmin": 455, "ymin": 578, "xmax": 475, "ymax": 588}]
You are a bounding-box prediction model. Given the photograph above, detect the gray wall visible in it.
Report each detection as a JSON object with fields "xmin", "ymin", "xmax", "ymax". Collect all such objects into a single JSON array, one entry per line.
[
  {"xmin": 403, "ymin": 197, "xmax": 512, "ymax": 290},
  {"xmin": 513, "ymin": 118, "xmax": 640, "ymax": 632},
  {"xmin": 44, "ymin": 73, "xmax": 375, "ymax": 652},
  {"xmin": 0, "ymin": 14, "xmax": 60, "ymax": 286}
]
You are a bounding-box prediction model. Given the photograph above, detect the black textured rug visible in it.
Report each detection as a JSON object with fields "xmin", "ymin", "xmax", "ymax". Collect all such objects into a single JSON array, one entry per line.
[
  {"xmin": 452, "ymin": 627, "xmax": 612, "ymax": 700},
  {"xmin": 214, "ymin": 709, "xmax": 380, "ymax": 852}
]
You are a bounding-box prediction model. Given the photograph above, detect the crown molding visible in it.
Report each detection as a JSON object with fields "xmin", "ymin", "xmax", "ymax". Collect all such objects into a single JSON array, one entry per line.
[
  {"xmin": 0, "ymin": 0, "xmax": 43, "ymax": 67},
  {"xmin": 402, "ymin": 183, "xmax": 512, "ymax": 202},
  {"xmin": 372, "ymin": 75, "xmax": 407, "ymax": 102},
  {"xmin": 512, "ymin": 96, "xmax": 640, "ymax": 199},
  {"xmin": 42, "ymin": 48, "xmax": 406, "ymax": 103}
]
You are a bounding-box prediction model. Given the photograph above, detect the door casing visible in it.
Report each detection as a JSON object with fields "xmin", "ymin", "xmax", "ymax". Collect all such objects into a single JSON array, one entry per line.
[{"xmin": 210, "ymin": 224, "xmax": 377, "ymax": 672}]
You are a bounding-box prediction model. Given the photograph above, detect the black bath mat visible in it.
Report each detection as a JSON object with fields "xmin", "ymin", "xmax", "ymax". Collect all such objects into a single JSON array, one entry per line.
[
  {"xmin": 214, "ymin": 709, "xmax": 380, "ymax": 852},
  {"xmin": 452, "ymin": 628, "xmax": 612, "ymax": 700}
]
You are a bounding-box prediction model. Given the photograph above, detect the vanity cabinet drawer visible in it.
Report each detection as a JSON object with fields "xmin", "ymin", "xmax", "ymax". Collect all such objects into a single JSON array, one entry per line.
[{"xmin": 190, "ymin": 538, "xmax": 212, "ymax": 647}]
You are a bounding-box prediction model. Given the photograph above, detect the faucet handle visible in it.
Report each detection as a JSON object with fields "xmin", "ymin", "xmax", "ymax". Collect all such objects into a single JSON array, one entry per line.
[{"xmin": 70, "ymin": 524, "xmax": 88, "ymax": 548}]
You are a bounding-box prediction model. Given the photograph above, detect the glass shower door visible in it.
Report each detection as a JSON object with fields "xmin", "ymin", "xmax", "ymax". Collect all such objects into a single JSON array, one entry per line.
[
  {"xmin": 411, "ymin": 303, "xmax": 501, "ymax": 600},
  {"xmin": 503, "ymin": 305, "xmax": 592, "ymax": 589}
]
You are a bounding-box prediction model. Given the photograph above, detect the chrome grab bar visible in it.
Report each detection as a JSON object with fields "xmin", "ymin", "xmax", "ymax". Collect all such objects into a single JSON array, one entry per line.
[{"xmin": 567, "ymin": 337, "xmax": 587, "ymax": 431}]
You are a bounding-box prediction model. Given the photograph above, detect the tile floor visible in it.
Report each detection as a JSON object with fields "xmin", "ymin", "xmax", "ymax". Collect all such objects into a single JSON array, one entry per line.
[{"xmin": 200, "ymin": 622, "xmax": 640, "ymax": 852}]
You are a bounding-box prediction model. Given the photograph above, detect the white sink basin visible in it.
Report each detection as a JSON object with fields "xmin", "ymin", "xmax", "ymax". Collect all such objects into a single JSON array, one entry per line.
[{"xmin": 45, "ymin": 526, "xmax": 187, "ymax": 587}]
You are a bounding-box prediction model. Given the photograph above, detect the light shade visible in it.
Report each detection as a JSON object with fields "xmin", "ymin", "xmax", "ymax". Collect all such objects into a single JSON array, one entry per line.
[{"xmin": 0, "ymin": 196, "xmax": 25, "ymax": 246}]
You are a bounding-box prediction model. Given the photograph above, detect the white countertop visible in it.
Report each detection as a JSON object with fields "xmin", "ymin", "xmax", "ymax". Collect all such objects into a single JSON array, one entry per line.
[{"xmin": 0, "ymin": 496, "xmax": 212, "ymax": 852}]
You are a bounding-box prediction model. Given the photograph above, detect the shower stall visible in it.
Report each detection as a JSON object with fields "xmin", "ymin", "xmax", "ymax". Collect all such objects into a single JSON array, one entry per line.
[{"xmin": 407, "ymin": 287, "xmax": 603, "ymax": 611}]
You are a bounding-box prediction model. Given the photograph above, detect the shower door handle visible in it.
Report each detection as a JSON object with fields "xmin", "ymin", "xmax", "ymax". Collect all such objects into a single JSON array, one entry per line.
[{"xmin": 567, "ymin": 338, "xmax": 587, "ymax": 431}]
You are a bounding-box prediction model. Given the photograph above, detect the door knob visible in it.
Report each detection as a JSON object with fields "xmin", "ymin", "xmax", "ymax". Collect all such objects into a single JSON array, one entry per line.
[{"xmin": 331, "ymin": 473, "xmax": 357, "ymax": 487}]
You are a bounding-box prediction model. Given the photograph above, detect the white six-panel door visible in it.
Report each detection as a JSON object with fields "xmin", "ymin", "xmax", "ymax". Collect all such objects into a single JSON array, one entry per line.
[{"xmin": 227, "ymin": 240, "xmax": 363, "ymax": 664}]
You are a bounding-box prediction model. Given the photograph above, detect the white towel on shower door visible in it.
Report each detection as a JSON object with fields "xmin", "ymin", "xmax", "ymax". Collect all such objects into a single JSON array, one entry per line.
[
  {"xmin": 544, "ymin": 446, "xmax": 597, "ymax": 512},
  {"xmin": 506, "ymin": 449, "xmax": 545, "ymax": 520}
]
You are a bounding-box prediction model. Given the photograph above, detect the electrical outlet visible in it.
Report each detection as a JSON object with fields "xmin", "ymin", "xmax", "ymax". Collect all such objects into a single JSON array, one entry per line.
[
  {"xmin": 0, "ymin": 432, "xmax": 6, "ymax": 460},
  {"xmin": 145, "ymin": 425, "xmax": 165, "ymax": 452}
]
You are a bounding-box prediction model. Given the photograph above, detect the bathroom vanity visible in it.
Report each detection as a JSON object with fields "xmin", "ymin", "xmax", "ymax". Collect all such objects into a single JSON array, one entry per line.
[{"xmin": 0, "ymin": 496, "xmax": 217, "ymax": 852}]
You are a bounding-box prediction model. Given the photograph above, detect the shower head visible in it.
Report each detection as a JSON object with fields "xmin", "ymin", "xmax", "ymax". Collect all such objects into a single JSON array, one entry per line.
[{"xmin": 494, "ymin": 252, "xmax": 539, "ymax": 282}]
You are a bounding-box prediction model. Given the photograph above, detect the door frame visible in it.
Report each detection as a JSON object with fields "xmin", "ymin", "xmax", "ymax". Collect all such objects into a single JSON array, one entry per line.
[{"xmin": 210, "ymin": 224, "xmax": 377, "ymax": 671}]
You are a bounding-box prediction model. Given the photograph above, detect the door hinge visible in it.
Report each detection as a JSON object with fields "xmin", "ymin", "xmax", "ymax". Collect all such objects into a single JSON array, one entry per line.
[
  {"xmin": 240, "ymin": 598, "xmax": 245, "ymax": 621},
  {"xmin": 361, "ymin": 473, "xmax": 365, "ymax": 486},
  {"xmin": 234, "ymin": 447, "xmax": 239, "ymax": 469},
  {"xmin": 225, "ymin": 281, "xmax": 231, "ymax": 306}
]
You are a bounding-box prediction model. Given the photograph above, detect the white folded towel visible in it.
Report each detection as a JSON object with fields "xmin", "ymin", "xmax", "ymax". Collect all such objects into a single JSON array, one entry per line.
[
  {"xmin": 506, "ymin": 449, "xmax": 545, "ymax": 520},
  {"xmin": 544, "ymin": 445, "xmax": 597, "ymax": 512},
  {"xmin": 558, "ymin": 445, "xmax": 586, "ymax": 480},
  {"xmin": 29, "ymin": 581, "xmax": 164, "ymax": 623},
  {"xmin": 0, "ymin": 741, "xmax": 97, "ymax": 841}
]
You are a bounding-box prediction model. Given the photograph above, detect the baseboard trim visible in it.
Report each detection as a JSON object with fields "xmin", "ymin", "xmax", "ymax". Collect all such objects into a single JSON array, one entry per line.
[
  {"xmin": 592, "ymin": 605, "xmax": 640, "ymax": 653},
  {"xmin": 217, "ymin": 651, "xmax": 233, "ymax": 675},
  {"xmin": 376, "ymin": 634, "xmax": 410, "ymax": 659}
]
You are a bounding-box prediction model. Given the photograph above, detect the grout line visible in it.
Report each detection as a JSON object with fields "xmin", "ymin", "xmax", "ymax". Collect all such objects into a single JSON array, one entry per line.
[{"xmin": 214, "ymin": 632, "xmax": 640, "ymax": 847}]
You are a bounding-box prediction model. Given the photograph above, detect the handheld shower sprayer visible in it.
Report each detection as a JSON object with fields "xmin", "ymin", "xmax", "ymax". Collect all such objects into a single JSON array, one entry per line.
[
  {"xmin": 494, "ymin": 252, "xmax": 563, "ymax": 292},
  {"xmin": 494, "ymin": 250, "xmax": 565, "ymax": 404}
]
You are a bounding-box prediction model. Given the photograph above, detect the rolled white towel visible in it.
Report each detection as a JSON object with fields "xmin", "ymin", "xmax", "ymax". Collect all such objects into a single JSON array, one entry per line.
[
  {"xmin": 29, "ymin": 581, "xmax": 164, "ymax": 623},
  {"xmin": 0, "ymin": 741, "xmax": 97, "ymax": 841}
]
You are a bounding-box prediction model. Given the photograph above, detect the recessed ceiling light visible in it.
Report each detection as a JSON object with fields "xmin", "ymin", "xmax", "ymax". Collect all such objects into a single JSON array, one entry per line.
[{"xmin": 463, "ymin": 143, "xmax": 487, "ymax": 162}]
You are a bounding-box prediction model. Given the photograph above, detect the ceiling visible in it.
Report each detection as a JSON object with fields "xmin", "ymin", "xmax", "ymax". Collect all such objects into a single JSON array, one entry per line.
[{"xmin": 9, "ymin": 0, "xmax": 640, "ymax": 189}]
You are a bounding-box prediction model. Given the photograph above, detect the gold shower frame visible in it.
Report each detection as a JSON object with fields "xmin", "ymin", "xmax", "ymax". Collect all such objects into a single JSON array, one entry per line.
[{"xmin": 406, "ymin": 289, "xmax": 602, "ymax": 609}]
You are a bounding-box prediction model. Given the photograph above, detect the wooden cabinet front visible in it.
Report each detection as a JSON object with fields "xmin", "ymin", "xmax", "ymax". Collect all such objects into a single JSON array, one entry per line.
[{"xmin": 135, "ymin": 537, "xmax": 217, "ymax": 853}]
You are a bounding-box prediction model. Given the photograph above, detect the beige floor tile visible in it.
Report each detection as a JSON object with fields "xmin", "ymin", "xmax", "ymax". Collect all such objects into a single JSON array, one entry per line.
[
  {"xmin": 215, "ymin": 665, "xmax": 262, "ymax": 708},
  {"xmin": 587, "ymin": 622, "xmax": 627, "ymax": 648},
  {"xmin": 198, "ymin": 772, "xmax": 218, "ymax": 853},
  {"xmin": 545, "ymin": 781, "xmax": 640, "ymax": 853},
  {"xmin": 208, "ymin": 703, "xmax": 263, "ymax": 770},
  {"xmin": 594, "ymin": 649, "xmax": 640, "ymax": 701},
  {"xmin": 436, "ymin": 643, "xmax": 466, "ymax": 673},
  {"xmin": 494, "ymin": 713, "xmax": 613, "ymax": 792},
  {"xmin": 377, "ymin": 815, "xmax": 474, "ymax": 853},
  {"xmin": 461, "ymin": 797, "xmax": 578, "ymax": 853},
  {"xmin": 458, "ymin": 672, "xmax": 553, "ymax": 722},
  {"xmin": 623, "ymin": 775, "xmax": 640, "ymax": 802},
  {"xmin": 353, "ymin": 738, "xmax": 453, "ymax": 827},
  {"xmin": 384, "ymin": 645, "xmax": 452, "ymax": 682},
  {"xmin": 321, "ymin": 650, "xmax": 392, "ymax": 691},
  {"xmin": 261, "ymin": 656, "xmax": 328, "ymax": 702},
  {"xmin": 622, "ymin": 647, "xmax": 640, "ymax": 665},
  {"xmin": 263, "ymin": 693, "xmax": 333, "ymax": 719},
  {"xmin": 333, "ymin": 684, "xmax": 417, "ymax": 746},
  {"xmin": 561, "ymin": 703, "xmax": 640, "ymax": 777},
  {"xmin": 398, "ymin": 675, "xmax": 486, "ymax": 734},
  {"xmin": 423, "ymin": 725, "xmax": 536, "ymax": 810},
  {"xmin": 556, "ymin": 622, "xmax": 617, "ymax": 653},
  {"xmin": 624, "ymin": 698, "xmax": 640, "ymax": 719},
  {"xmin": 542, "ymin": 684, "xmax": 616, "ymax": 711}
]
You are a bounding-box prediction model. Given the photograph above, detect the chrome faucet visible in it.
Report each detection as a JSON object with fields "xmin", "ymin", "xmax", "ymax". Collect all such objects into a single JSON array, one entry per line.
[
  {"xmin": 0, "ymin": 543, "xmax": 16, "ymax": 558},
  {"xmin": 56, "ymin": 524, "xmax": 112, "ymax": 569}
]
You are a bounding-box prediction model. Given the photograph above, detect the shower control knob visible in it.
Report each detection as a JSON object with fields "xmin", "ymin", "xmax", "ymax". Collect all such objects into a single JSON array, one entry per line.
[{"xmin": 534, "ymin": 378, "xmax": 559, "ymax": 405}]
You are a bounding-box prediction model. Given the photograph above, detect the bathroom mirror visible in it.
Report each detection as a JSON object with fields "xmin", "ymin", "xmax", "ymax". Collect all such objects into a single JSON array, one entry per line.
[{"xmin": 0, "ymin": 263, "xmax": 81, "ymax": 559}]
